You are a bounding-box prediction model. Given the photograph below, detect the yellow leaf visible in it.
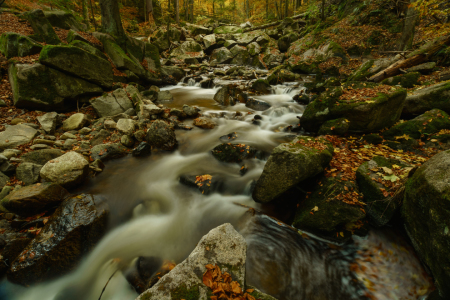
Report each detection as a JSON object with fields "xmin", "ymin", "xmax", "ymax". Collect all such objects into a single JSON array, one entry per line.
[{"xmin": 339, "ymin": 232, "xmax": 344, "ymax": 237}]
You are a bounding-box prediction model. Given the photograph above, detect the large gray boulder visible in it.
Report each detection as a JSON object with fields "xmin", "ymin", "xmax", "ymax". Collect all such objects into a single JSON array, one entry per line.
[
  {"xmin": 43, "ymin": 10, "xmax": 84, "ymax": 31},
  {"xmin": 170, "ymin": 41, "xmax": 204, "ymax": 60},
  {"xmin": 188, "ymin": 24, "xmax": 212, "ymax": 35},
  {"xmin": 252, "ymin": 136, "xmax": 334, "ymax": 203},
  {"xmin": 210, "ymin": 47, "xmax": 233, "ymax": 64},
  {"xmin": 213, "ymin": 85, "xmax": 236, "ymax": 106},
  {"xmin": 90, "ymin": 89, "xmax": 134, "ymax": 117},
  {"xmin": 233, "ymin": 30, "xmax": 265, "ymax": 46},
  {"xmin": 62, "ymin": 113, "xmax": 88, "ymax": 131},
  {"xmin": 23, "ymin": 9, "xmax": 61, "ymax": 45},
  {"xmin": 161, "ymin": 66, "xmax": 185, "ymax": 81},
  {"xmin": 152, "ymin": 27, "xmax": 182, "ymax": 52},
  {"xmin": 9, "ymin": 63, "xmax": 103, "ymax": 111},
  {"xmin": 7, "ymin": 194, "xmax": 108, "ymax": 285},
  {"xmin": 146, "ymin": 120, "xmax": 178, "ymax": 151},
  {"xmin": 0, "ymin": 124, "xmax": 38, "ymax": 151},
  {"xmin": 0, "ymin": 32, "xmax": 43, "ymax": 59},
  {"xmin": 39, "ymin": 45, "xmax": 114, "ymax": 89},
  {"xmin": 402, "ymin": 150, "xmax": 450, "ymax": 298},
  {"xmin": 40, "ymin": 151, "xmax": 89, "ymax": 189},
  {"xmin": 16, "ymin": 162, "xmax": 43, "ymax": 186},
  {"xmin": 203, "ymin": 34, "xmax": 216, "ymax": 50},
  {"xmin": 1, "ymin": 182, "xmax": 69, "ymax": 217},
  {"xmin": 102, "ymin": 38, "xmax": 147, "ymax": 79},
  {"xmin": 90, "ymin": 143, "xmax": 128, "ymax": 162},
  {"xmin": 21, "ymin": 149, "xmax": 64, "ymax": 165},
  {"xmin": 136, "ymin": 223, "xmax": 247, "ymax": 300},
  {"xmin": 402, "ymin": 82, "xmax": 450, "ymax": 117}
]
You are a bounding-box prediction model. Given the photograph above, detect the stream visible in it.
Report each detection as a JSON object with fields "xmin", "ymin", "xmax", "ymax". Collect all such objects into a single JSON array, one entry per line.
[{"xmin": 1, "ymin": 81, "xmax": 434, "ymax": 300}]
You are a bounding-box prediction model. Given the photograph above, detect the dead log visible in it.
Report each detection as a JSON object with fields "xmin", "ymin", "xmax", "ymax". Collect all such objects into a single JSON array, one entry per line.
[
  {"xmin": 369, "ymin": 34, "xmax": 450, "ymax": 82},
  {"xmin": 242, "ymin": 13, "xmax": 307, "ymax": 33}
]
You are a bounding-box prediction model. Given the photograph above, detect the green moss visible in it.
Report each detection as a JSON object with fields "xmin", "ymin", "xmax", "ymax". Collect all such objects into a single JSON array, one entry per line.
[
  {"xmin": 139, "ymin": 292, "xmax": 153, "ymax": 300},
  {"xmin": 381, "ymin": 72, "xmax": 420, "ymax": 88},
  {"xmin": 346, "ymin": 60, "xmax": 374, "ymax": 82},
  {"xmin": 171, "ymin": 284, "xmax": 200, "ymax": 300}
]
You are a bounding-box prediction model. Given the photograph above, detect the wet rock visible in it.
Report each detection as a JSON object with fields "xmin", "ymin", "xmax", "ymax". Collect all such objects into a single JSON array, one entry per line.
[
  {"xmin": 21, "ymin": 149, "xmax": 64, "ymax": 165},
  {"xmin": 161, "ymin": 66, "xmax": 185, "ymax": 81},
  {"xmin": 301, "ymin": 86, "xmax": 407, "ymax": 133},
  {"xmin": 253, "ymin": 136, "xmax": 334, "ymax": 203},
  {"xmin": 292, "ymin": 176, "xmax": 366, "ymax": 233},
  {"xmin": 90, "ymin": 143, "xmax": 129, "ymax": 162},
  {"xmin": 0, "ymin": 172, "xmax": 9, "ymax": 189},
  {"xmin": 37, "ymin": 112, "xmax": 58, "ymax": 134},
  {"xmin": 0, "ymin": 124, "xmax": 38, "ymax": 151},
  {"xmin": 245, "ymin": 98, "xmax": 271, "ymax": 111},
  {"xmin": 402, "ymin": 82, "xmax": 450, "ymax": 117},
  {"xmin": 211, "ymin": 143, "xmax": 259, "ymax": 163},
  {"xmin": 16, "ymin": 162, "xmax": 43, "ymax": 186},
  {"xmin": 383, "ymin": 109, "xmax": 450, "ymax": 140},
  {"xmin": 1, "ymin": 183, "xmax": 69, "ymax": 217},
  {"xmin": 116, "ymin": 119, "xmax": 136, "ymax": 135},
  {"xmin": 146, "ymin": 120, "xmax": 178, "ymax": 151},
  {"xmin": 7, "ymin": 194, "xmax": 108, "ymax": 285},
  {"xmin": 318, "ymin": 118, "xmax": 349, "ymax": 136},
  {"xmin": 132, "ymin": 142, "xmax": 151, "ymax": 157},
  {"xmin": 40, "ymin": 151, "xmax": 89, "ymax": 189},
  {"xmin": 406, "ymin": 62, "xmax": 436, "ymax": 74},
  {"xmin": 0, "ymin": 32, "xmax": 42, "ymax": 59},
  {"xmin": 0, "ymin": 235, "xmax": 32, "ymax": 279},
  {"xmin": 251, "ymin": 79, "xmax": 271, "ymax": 93},
  {"xmin": 182, "ymin": 104, "xmax": 199, "ymax": 118},
  {"xmin": 179, "ymin": 174, "xmax": 222, "ymax": 195},
  {"xmin": 211, "ymin": 47, "xmax": 233, "ymax": 64},
  {"xmin": 356, "ymin": 156, "xmax": 412, "ymax": 227},
  {"xmin": 43, "ymin": 10, "xmax": 84, "ymax": 31},
  {"xmin": 193, "ymin": 117, "xmax": 216, "ymax": 129},
  {"xmin": 213, "ymin": 85, "xmax": 236, "ymax": 106},
  {"xmin": 62, "ymin": 113, "xmax": 87, "ymax": 131},
  {"xmin": 140, "ymin": 103, "xmax": 163, "ymax": 120},
  {"xmin": 89, "ymin": 159, "xmax": 104, "ymax": 173},
  {"xmin": 9, "ymin": 63, "xmax": 103, "ymax": 111},
  {"xmin": 219, "ymin": 132, "xmax": 238, "ymax": 142},
  {"xmin": 136, "ymin": 223, "xmax": 246, "ymax": 300},
  {"xmin": 23, "ymin": 9, "xmax": 61, "ymax": 44},
  {"xmin": 40, "ymin": 45, "xmax": 113, "ymax": 89},
  {"xmin": 90, "ymin": 89, "xmax": 134, "ymax": 118},
  {"xmin": 121, "ymin": 134, "xmax": 135, "ymax": 148},
  {"xmin": 402, "ymin": 150, "xmax": 450, "ymax": 298},
  {"xmin": 157, "ymin": 91, "xmax": 174, "ymax": 102}
]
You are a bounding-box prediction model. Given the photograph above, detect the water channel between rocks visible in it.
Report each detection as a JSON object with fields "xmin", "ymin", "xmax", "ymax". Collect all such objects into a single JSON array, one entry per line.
[{"xmin": 1, "ymin": 83, "xmax": 433, "ymax": 300}]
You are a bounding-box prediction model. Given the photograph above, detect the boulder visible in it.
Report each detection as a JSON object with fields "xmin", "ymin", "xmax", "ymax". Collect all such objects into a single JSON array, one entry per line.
[
  {"xmin": 402, "ymin": 150, "xmax": 450, "ymax": 298},
  {"xmin": 230, "ymin": 46, "xmax": 250, "ymax": 65},
  {"xmin": 292, "ymin": 176, "xmax": 366, "ymax": 233},
  {"xmin": 213, "ymin": 85, "xmax": 236, "ymax": 106},
  {"xmin": 356, "ymin": 156, "xmax": 412, "ymax": 227},
  {"xmin": 9, "ymin": 63, "xmax": 103, "ymax": 111},
  {"xmin": 90, "ymin": 89, "xmax": 134, "ymax": 117},
  {"xmin": 161, "ymin": 66, "xmax": 185, "ymax": 81},
  {"xmin": 39, "ymin": 45, "xmax": 114, "ymax": 89},
  {"xmin": 346, "ymin": 57, "xmax": 399, "ymax": 82},
  {"xmin": 203, "ymin": 34, "xmax": 216, "ymax": 50},
  {"xmin": 23, "ymin": 9, "xmax": 61, "ymax": 45},
  {"xmin": 213, "ymin": 26, "xmax": 243, "ymax": 34},
  {"xmin": 43, "ymin": 10, "xmax": 84, "ymax": 31},
  {"xmin": 116, "ymin": 119, "xmax": 136, "ymax": 135},
  {"xmin": 136, "ymin": 223, "xmax": 246, "ymax": 300},
  {"xmin": 211, "ymin": 47, "xmax": 233, "ymax": 64},
  {"xmin": 402, "ymin": 82, "xmax": 450, "ymax": 117},
  {"xmin": 247, "ymin": 42, "xmax": 261, "ymax": 56},
  {"xmin": 40, "ymin": 151, "xmax": 89, "ymax": 189},
  {"xmin": 233, "ymin": 30, "xmax": 265, "ymax": 46},
  {"xmin": 252, "ymin": 136, "xmax": 334, "ymax": 203},
  {"xmin": 0, "ymin": 172, "xmax": 9, "ymax": 189},
  {"xmin": 144, "ymin": 42, "xmax": 161, "ymax": 73},
  {"xmin": 102, "ymin": 38, "xmax": 147, "ymax": 79},
  {"xmin": 188, "ymin": 24, "xmax": 212, "ymax": 35},
  {"xmin": 69, "ymin": 40, "xmax": 108, "ymax": 61},
  {"xmin": 62, "ymin": 113, "xmax": 87, "ymax": 131},
  {"xmin": 1, "ymin": 183, "xmax": 69, "ymax": 217},
  {"xmin": 66, "ymin": 30, "xmax": 97, "ymax": 47},
  {"xmin": 278, "ymin": 32, "xmax": 298, "ymax": 52},
  {"xmin": 21, "ymin": 149, "xmax": 64, "ymax": 165},
  {"xmin": 224, "ymin": 40, "xmax": 237, "ymax": 49},
  {"xmin": 384, "ymin": 109, "xmax": 450, "ymax": 140},
  {"xmin": 193, "ymin": 117, "xmax": 216, "ymax": 129},
  {"xmin": 37, "ymin": 112, "xmax": 58, "ymax": 134},
  {"xmin": 157, "ymin": 91, "xmax": 173, "ymax": 102},
  {"xmin": 211, "ymin": 143, "xmax": 260, "ymax": 163},
  {"xmin": 262, "ymin": 47, "xmax": 284, "ymax": 69},
  {"xmin": 317, "ymin": 118, "xmax": 349, "ymax": 135},
  {"xmin": 146, "ymin": 120, "xmax": 178, "ymax": 151},
  {"xmin": 0, "ymin": 32, "xmax": 42, "ymax": 59},
  {"xmin": 132, "ymin": 142, "xmax": 151, "ymax": 157},
  {"xmin": 300, "ymin": 86, "xmax": 407, "ymax": 133},
  {"xmin": 407, "ymin": 62, "xmax": 436, "ymax": 74},
  {"xmin": 183, "ymin": 104, "xmax": 199, "ymax": 117},
  {"xmin": 90, "ymin": 143, "xmax": 129, "ymax": 162},
  {"xmin": 245, "ymin": 98, "xmax": 271, "ymax": 111},
  {"xmin": 0, "ymin": 124, "xmax": 38, "ymax": 151},
  {"xmin": 152, "ymin": 27, "xmax": 182, "ymax": 52},
  {"xmin": 381, "ymin": 72, "xmax": 420, "ymax": 88},
  {"xmin": 15, "ymin": 162, "xmax": 43, "ymax": 186},
  {"xmin": 251, "ymin": 79, "xmax": 271, "ymax": 93},
  {"xmin": 170, "ymin": 41, "xmax": 204, "ymax": 60},
  {"xmin": 7, "ymin": 194, "xmax": 108, "ymax": 285}
]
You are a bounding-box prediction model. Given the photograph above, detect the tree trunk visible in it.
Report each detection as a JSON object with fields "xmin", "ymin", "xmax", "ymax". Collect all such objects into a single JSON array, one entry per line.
[
  {"xmin": 275, "ymin": 1, "xmax": 280, "ymax": 19},
  {"xmin": 82, "ymin": 0, "xmax": 90, "ymax": 29},
  {"xmin": 321, "ymin": 0, "xmax": 325, "ymax": 20},
  {"xmin": 100, "ymin": 0, "xmax": 126, "ymax": 42},
  {"xmin": 212, "ymin": 0, "xmax": 215, "ymax": 17},
  {"xmin": 246, "ymin": 0, "xmax": 249, "ymax": 19},
  {"xmin": 398, "ymin": 0, "xmax": 419, "ymax": 51},
  {"xmin": 266, "ymin": 0, "xmax": 268, "ymax": 19},
  {"xmin": 175, "ymin": 0, "xmax": 179, "ymax": 24},
  {"xmin": 285, "ymin": 0, "xmax": 288, "ymax": 18},
  {"xmin": 189, "ymin": 0, "xmax": 193, "ymax": 22}
]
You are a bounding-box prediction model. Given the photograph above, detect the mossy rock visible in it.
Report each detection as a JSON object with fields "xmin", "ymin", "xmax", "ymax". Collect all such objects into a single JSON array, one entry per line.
[
  {"xmin": 300, "ymin": 86, "xmax": 407, "ymax": 133},
  {"xmin": 402, "ymin": 81, "xmax": 450, "ymax": 118},
  {"xmin": 381, "ymin": 72, "xmax": 420, "ymax": 88},
  {"xmin": 39, "ymin": 45, "xmax": 114, "ymax": 89},
  {"xmin": 69, "ymin": 40, "xmax": 108, "ymax": 61},
  {"xmin": 144, "ymin": 42, "xmax": 161, "ymax": 73},
  {"xmin": 251, "ymin": 79, "xmax": 271, "ymax": 93},
  {"xmin": 42, "ymin": 10, "xmax": 84, "ymax": 31},
  {"xmin": 356, "ymin": 156, "xmax": 411, "ymax": 227},
  {"xmin": 252, "ymin": 136, "xmax": 334, "ymax": 203},
  {"xmin": 402, "ymin": 150, "xmax": 450, "ymax": 298},
  {"xmin": 292, "ymin": 175, "xmax": 366, "ymax": 233},
  {"xmin": 23, "ymin": 9, "xmax": 61, "ymax": 45},
  {"xmin": 383, "ymin": 109, "xmax": 450, "ymax": 140},
  {"xmin": 362, "ymin": 133, "xmax": 383, "ymax": 144},
  {"xmin": 102, "ymin": 39, "xmax": 146, "ymax": 79},
  {"xmin": 211, "ymin": 143, "xmax": 260, "ymax": 163},
  {"xmin": 0, "ymin": 32, "xmax": 42, "ymax": 59},
  {"xmin": 318, "ymin": 118, "xmax": 349, "ymax": 135},
  {"xmin": 214, "ymin": 26, "xmax": 243, "ymax": 34}
]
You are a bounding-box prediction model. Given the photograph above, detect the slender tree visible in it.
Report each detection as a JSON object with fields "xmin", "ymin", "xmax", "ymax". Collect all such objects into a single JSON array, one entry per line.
[
  {"xmin": 146, "ymin": 0, "xmax": 154, "ymax": 26},
  {"xmin": 398, "ymin": 0, "xmax": 419, "ymax": 50},
  {"xmin": 175, "ymin": 0, "xmax": 179, "ymax": 24},
  {"xmin": 189, "ymin": 0, "xmax": 193, "ymax": 22},
  {"xmin": 100, "ymin": 0, "xmax": 126, "ymax": 42},
  {"xmin": 285, "ymin": 0, "xmax": 288, "ymax": 18},
  {"xmin": 82, "ymin": 0, "xmax": 90, "ymax": 29}
]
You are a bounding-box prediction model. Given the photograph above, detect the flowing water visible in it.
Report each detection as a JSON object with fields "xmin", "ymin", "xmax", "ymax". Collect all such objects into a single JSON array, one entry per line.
[{"xmin": 1, "ymin": 83, "xmax": 433, "ymax": 300}]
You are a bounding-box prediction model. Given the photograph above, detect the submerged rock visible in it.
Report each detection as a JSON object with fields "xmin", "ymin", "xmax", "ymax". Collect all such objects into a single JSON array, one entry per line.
[
  {"xmin": 213, "ymin": 85, "xmax": 236, "ymax": 106},
  {"xmin": 211, "ymin": 143, "xmax": 260, "ymax": 163},
  {"xmin": 252, "ymin": 136, "xmax": 334, "ymax": 203},
  {"xmin": 7, "ymin": 194, "xmax": 108, "ymax": 285},
  {"xmin": 245, "ymin": 98, "xmax": 271, "ymax": 111},
  {"xmin": 136, "ymin": 223, "xmax": 246, "ymax": 300},
  {"xmin": 1, "ymin": 183, "xmax": 69, "ymax": 217},
  {"xmin": 193, "ymin": 117, "xmax": 216, "ymax": 129},
  {"xmin": 402, "ymin": 150, "xmax": 450, "ymax": 298},
  {"xmin": 179, "ymin": 174, "xmax": 222, "ymax": 195},
  {"xmin": 132, "ymin": 142, "xmax": 151, "ymax": 157}
]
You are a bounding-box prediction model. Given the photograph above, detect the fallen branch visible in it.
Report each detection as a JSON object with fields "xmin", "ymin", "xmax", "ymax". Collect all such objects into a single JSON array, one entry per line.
[
  {"xmin": 98, "ymin": 270, "xmax": 118, "ymax": 300},
  {"xmin": 369, "ymin": 34, "xmax": 450, "ymax": 82},
  {"xmin": 242, "ymin": 13, "xmax": 307, "ymax": 33}
]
